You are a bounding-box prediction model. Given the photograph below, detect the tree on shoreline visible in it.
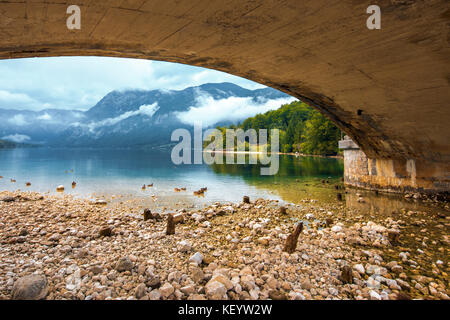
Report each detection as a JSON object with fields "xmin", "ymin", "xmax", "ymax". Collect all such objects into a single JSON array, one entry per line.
[{"xmin": 204, "ymin": 101, "xmax": 341, "ymax": 156}]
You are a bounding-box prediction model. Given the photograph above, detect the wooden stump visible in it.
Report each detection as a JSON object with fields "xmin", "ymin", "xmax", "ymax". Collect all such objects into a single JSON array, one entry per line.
[
  {"xmin": 143, "ymin": 209, "xmax": 152, "ymax": 221},
  {"xmin": 279, "ymin": 206, "xmax": 287, "ymax": 215},
  {"xmin": 325, "ymin": 218, "xmax": 334, "ymax": 227},
  {"xmin": 388, "ymin": 230, "xmax": 400, "ymax": 245},
  {"xmin": 166, "ymin": 214, "xmax": 176, "ymax": 235},
  {"xmin": 99, "ymin": 226, "xmax": 112, "ymax": 237},
  {"xmin": 243, "ymin": 196, "xmax": 250, "ymax": 204},
  {"xmin": 337, "ymin": 193, "xmax": 343, "ymax": 201},
  {"xmin": 396, "ymin": 293, "xmax": 412, "ymax": 300},
  {"xmin": 283, "ymin": 222, "xmax": 303, "ymax": 254},
  {"xmin": 340, "ymin": 265, "xmax": 353, "ymax": 284},
  {"xmin": 269, "ymin": 290, "xmax": 287, "ymax": 300}
]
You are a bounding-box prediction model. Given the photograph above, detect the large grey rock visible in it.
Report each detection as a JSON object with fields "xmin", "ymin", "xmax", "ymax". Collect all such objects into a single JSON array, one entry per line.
[
  {"xmin": 115, "ymin": 257, "xmax": 133, "ymax": 272},
  {"xmin": 189, "ymin": 252, "xmax": 203, "ymax": 265},
  {"xmin": 205, "ymin": 280, "xmax": 227, "ymax": 300},
  {"xmin": 135, "ymin": 283, "xmax": 147, "ymax": 299},
  {"xmin": 12, "ymin": 275, "xmax": 48, "ymax": 300},
  {"xmin": 1, "ymin": 196, "xmax": 16, "ymax": 202}
]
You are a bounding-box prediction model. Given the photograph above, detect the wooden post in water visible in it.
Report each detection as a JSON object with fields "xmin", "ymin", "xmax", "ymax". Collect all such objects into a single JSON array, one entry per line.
[
  {"xmin": 283, "ymin": 222, "xmax": 303, "ymax": 254},
  {"xmin": 143, "ymin": 209, "xmax": 152, "ymax": 221},
  {"xmin": 166, "ymin": 214, "xmax": 175, "ymax": 235}
]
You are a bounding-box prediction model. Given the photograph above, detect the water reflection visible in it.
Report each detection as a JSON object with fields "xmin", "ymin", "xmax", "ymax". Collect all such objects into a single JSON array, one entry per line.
[
  {"xmin": 209, "ymin": 154, "xmax": 343, "ymax": 178},
  {"xmin": 345, "ymin": 189, "xmax": 449, "ymax": 217},
  {"xmin": 209, "ymin": 154, "xmax": 344, "ymax": 203}
]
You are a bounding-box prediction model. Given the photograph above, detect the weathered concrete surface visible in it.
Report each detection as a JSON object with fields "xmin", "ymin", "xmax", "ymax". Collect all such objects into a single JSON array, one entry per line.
[
  {"xmin": 0, "ymin": 0, "xmax": 449, "ymax": 186},
  {"xmin": 340, "ymin": 137, "xmax": 450, "ymax": 197}
]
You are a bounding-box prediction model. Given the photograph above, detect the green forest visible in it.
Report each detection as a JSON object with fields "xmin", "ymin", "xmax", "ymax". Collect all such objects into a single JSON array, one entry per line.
[{"xmin": 204, "ymin": 100, "xmax": 342, "ymax": 156}]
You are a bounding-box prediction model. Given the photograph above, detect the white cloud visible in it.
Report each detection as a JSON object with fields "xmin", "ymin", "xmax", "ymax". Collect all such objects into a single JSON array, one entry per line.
[
  {"xmin": 2, "ymin": 134, "xmax": 31, "ymax": 143},
  {"xmin": 0, "ymin": 90, "xmax": 39, "ymax": 109},
  {"xmin": 175, "ymin": 94, "xmax": 297, "ymax": 127},
  {"xmin": 37, "ymin": 113, "xmax": 52, "ymax": 120},
  {"xmin": 74, "ymin": 103, "xmax": 159, "ymax": 132},
  {"xmin": 0, "ymin": 57, "xmax": 266, "ymax": 111},
  {"xmin": 8, "ymin": 114, "xmax": 28, "ymax": 126}
]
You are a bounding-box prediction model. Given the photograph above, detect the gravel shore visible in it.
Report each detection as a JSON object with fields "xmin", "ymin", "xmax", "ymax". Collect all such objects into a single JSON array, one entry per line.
[{"xmin": 0, "ymin": 191, "xmax": 448, "ymax": 300}]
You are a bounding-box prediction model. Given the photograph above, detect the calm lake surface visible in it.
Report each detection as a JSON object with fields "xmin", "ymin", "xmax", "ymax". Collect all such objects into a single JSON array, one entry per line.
[{"xmin": 0, "ymin": 148, "xmax": 344, "ymax": 207}]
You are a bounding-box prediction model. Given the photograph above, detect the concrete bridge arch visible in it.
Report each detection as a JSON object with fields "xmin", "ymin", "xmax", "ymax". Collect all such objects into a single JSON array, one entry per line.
[{"xmin": 0, "ymin": 0, "xmax": 449, "ymax": 194}]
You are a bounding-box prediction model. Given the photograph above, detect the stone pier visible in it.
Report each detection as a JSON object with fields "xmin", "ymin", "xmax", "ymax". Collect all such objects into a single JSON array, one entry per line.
[{"xmin": 339, "ymin": 137, "xmax": 450, "ymax": 199}]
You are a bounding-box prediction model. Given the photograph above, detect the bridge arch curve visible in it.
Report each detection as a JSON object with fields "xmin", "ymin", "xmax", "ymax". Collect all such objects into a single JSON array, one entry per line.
[{"xmin": 0, "ymin": 0, "xmax": 449, "ymax": 194}]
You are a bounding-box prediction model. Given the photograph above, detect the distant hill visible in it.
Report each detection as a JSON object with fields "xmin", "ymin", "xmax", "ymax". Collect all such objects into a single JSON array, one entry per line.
[
  {"xmin": 0, "ymin": 139, "xmax": 16, "ymax": 148},
  {"xmin": 0, "ymin": 83, "xmax": 293, "ymax": 148},
  {"xmin": 0, "ymin": 139, "xmax": 37, "ymax": 149}
]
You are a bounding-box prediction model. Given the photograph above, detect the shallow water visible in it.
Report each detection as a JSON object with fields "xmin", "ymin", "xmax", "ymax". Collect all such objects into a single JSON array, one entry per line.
[
  {"xmin": 0, "ymin": 147, "xmax": 447, "ymax": 216},
  {"xmin": 1, "ymin": 147, "xmax": 448, "ymax": 298},
  {"xmin": 0, "ymin": 148, "xmax": 343, "ymax": 207}
]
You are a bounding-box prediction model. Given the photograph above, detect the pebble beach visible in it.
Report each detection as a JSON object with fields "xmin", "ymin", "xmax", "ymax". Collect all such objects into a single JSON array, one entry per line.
[{"xmin": 0, "ymin": 190, "xmax": 448, "ymax": 300}]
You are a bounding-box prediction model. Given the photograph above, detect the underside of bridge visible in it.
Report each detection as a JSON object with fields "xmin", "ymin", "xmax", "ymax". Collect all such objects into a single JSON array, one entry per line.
[{"xmin": 0, "ymin": 0, "xmax": 449, "ymax": 195}]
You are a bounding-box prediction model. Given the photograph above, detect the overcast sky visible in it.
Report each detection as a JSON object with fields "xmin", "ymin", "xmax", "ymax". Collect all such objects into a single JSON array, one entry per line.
[{"xmin": 0, "ymin": 57, "xmax": 266, "ymax": 111}]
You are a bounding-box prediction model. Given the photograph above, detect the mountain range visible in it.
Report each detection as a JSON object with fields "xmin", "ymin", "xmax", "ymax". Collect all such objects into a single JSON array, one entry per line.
[{"xmin": 0, "ymin": 83, "xmax": 293, "ymax": 148}]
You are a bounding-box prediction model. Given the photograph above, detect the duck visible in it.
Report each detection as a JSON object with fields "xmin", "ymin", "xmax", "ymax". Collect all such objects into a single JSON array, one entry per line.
[
  {"xmin": 147, "ymin": 183, "xmax": 153, "ymax": 187},
  {"xmin": 25, "ymin": 182, "xmax": 31, "ymax": 186},
  {"xmin": 194, "ymin": 188, "xmax": 206, "ymax": 196},
  {"xmin": 174, "ymin": 188, "xmax": 181, "ymax": 192},
  {"xmin": 72, "ymin": 181, "xmax": 77, "ymax": 188},
  {"xmin": 10, "ymin": 178, "xmax": 16, "ymax": 183},
  {"xmin": 142, "ymin": 185, "xmax": 146, "ymax": 190}
]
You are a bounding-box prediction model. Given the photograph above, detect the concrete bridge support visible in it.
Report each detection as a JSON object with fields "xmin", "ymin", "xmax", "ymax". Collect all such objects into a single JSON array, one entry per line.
[{"xmin": 339, "ymin": 137, "xmax": 450, "ymax": 198}]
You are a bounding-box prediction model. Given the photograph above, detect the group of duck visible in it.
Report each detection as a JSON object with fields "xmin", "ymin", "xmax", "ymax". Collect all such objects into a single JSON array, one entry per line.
[
  {"xmin": 141, "ymin": 183, "xmax": 154, "ymax": 190},
  {"xmin": 193, "ymin": 187, "xmax": 208, "ymax": 196},
  {"xmin": 1, "ymin": 175, "xmax": 77, "ymax": 192},
  {"xmin": 141, "ymin": 182, "xmax": 207, "ymax": 196}
]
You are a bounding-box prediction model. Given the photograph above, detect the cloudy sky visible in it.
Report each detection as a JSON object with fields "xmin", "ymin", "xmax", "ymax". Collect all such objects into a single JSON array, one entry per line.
[{"xmin": 0, "ymin": 56, "xmax": 266, "ymax": 111}]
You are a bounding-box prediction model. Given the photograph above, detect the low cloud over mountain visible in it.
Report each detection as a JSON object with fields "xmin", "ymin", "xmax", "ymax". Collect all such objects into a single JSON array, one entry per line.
[{"xmin": 0, "ymin": 83, "xmax": 295, "ymax": 148}]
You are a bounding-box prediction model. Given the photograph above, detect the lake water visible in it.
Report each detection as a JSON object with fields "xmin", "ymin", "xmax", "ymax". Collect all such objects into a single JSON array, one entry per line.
[
  {"xmin": 0, "ymin": 148, "xmax": 344, "ymax": 209},
  {"xmin": 2, "ymin": 148, "xmax": 448, "ymax": 294}
]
